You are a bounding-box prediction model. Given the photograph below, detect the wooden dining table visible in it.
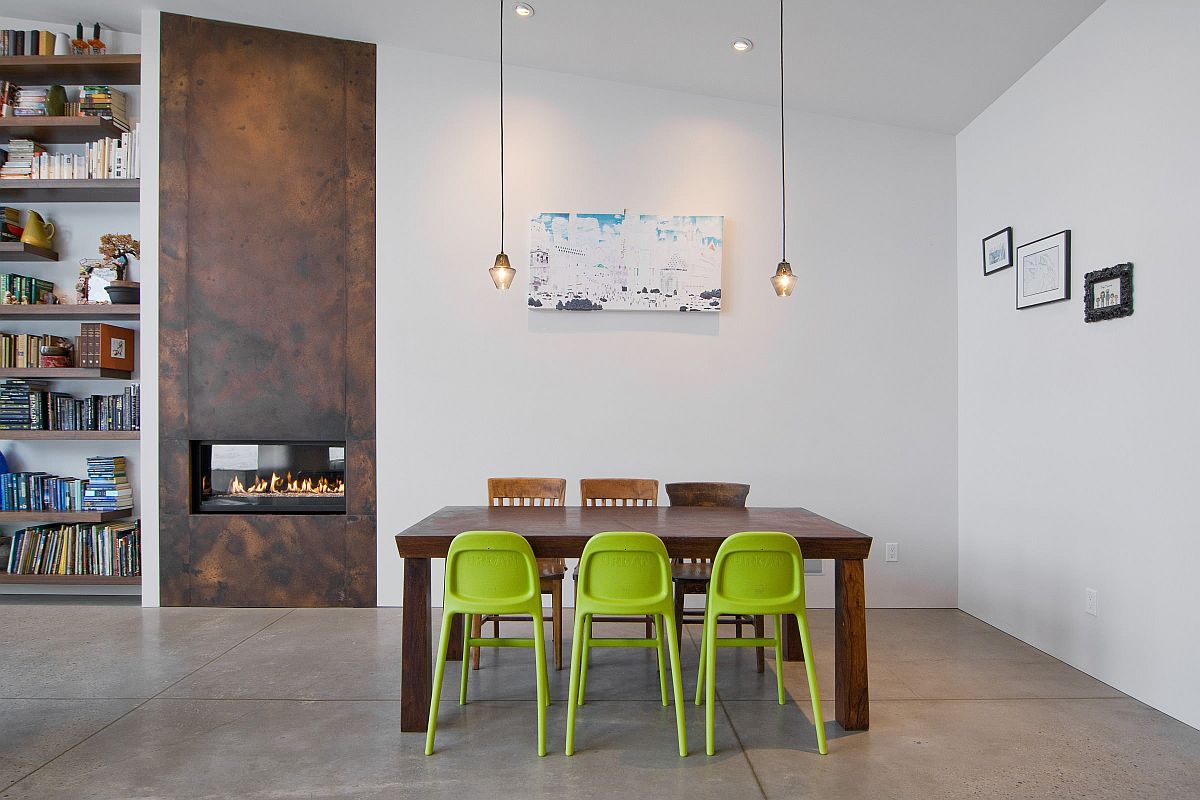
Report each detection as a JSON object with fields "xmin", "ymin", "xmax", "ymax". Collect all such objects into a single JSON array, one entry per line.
[{"xmin": 394, "ymin": 505, "xmax": 873, "ymax": 733}]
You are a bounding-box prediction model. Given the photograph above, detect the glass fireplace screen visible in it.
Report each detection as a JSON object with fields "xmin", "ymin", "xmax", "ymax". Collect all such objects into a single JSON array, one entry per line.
[{"xmin": 192, "ymin": 441, "xmax": 346, "ymax": 514}]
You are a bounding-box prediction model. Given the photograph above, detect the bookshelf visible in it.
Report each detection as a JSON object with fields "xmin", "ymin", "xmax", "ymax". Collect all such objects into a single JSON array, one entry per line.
[
  {"xmin": 0, "ymin": 54, "xmax": 141, "ymax": 85},
  {"xmin": 0, "ymin": 367, "xmax": 132, "ymax": 379},
  {"xmin": 0, "ymin": 304, "xmax": 139, "ymax": 320},
  {"xmin": 0, "ymin": 52, "xmax": 143, "ymax": 593},
  {"xmin": 0, "ymin": 242, "xmax": 58, "ymax": 262},
  {"xmin": 0, "ymin": 430, "xmax": 139, "ymax": 440},
  {"xmin": 0, "ymin": 179, "xmax": 139, "ymax": 203}
]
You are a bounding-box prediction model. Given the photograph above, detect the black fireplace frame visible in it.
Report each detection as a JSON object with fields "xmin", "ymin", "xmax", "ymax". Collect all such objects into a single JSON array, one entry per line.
[{"xmin": 190, "ymin": 439, "xmax": 347, "ymax": 516}]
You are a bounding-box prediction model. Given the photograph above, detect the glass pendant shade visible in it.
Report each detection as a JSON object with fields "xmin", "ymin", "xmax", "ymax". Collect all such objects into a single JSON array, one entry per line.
[
  {"xmin": 490, "ymin": 252, "xmax": 516, "ymax": 290},
  {"xmin": 771, "ymin": 260, "xmax": 796, "ymax": 297}
]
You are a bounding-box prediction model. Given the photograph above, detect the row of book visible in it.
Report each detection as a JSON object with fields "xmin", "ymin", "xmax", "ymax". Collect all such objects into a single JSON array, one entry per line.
[
  {"xmin": 0, "ymin": 380, "xmax": 141, "ymax": 431},
  {"xmin": 0, "ymin": 273, "xmax": 56, "ymax": 304},
  {"xmin": 0, "ymin": 471, "xmax": 88, "ymax": 512},
  {"xmin": 0, "ymin": 129, "xmax": 140, "ymax": 180},
  {"xmin": 0, "ymin": 30, "xmax": 101, "ymax": 57},
  {"xmin": 85, "ymin": 456, "xmax": 132, "ymax": 511},
  {"xmin": 0, "ymin": 332, "xmax": 72, "ymax": 369},
  {"xmin": 2, "ymin": 521, "xmax": 141, "ymax": 577}
]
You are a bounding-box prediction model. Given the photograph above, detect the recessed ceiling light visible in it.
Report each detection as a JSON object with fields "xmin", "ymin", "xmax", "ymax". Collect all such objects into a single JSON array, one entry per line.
[
  {"xmin": 732, "ymin": 37, "xmax": 754, "ymax": 53},
  {"xmin": 514, "ymin": 3, "xmax": 535, "ymax": 17}
]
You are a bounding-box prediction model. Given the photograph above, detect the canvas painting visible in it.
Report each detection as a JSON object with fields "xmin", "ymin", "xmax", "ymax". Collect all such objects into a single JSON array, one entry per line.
[{"xmin": 528, "ymin": 212, "xmax": 723, "ymax": 311}]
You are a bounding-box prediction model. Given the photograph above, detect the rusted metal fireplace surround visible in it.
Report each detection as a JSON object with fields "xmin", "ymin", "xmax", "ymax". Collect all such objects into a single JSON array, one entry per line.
[{"xmin": 158, "ymin": 14, "xmax": 376, "ymax": 607}]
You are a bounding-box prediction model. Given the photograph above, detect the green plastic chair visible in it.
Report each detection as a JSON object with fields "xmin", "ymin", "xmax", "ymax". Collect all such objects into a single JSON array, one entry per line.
[
  {"xmin": 566, "ymin": 531, "xmax": 687, "ymax": 757},
  {"xmin": 695, "ymin": 531, "xmax": 827, "ymax": 756},
  {"xmin": 426, "ymin": 530, "xmax": 550, "ymax": 757}
]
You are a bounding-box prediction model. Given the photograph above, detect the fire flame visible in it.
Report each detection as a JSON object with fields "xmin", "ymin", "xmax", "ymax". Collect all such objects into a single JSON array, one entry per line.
[{"xmin": 227, "ymin": 471, "xmax": 344, "ymax": 496}]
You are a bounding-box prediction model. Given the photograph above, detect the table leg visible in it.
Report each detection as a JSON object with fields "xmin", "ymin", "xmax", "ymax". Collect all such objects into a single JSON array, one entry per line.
[
  {"xmin": 782, "ymin": 614, "xmax": 804, "ymax": 661},
  {"xmin": 835, "ymin": 558, "xmax": 869, "ymax": 731},
  {"xmin": 401, "ymin": 557, "xmax": 432, "ymax": 732}
]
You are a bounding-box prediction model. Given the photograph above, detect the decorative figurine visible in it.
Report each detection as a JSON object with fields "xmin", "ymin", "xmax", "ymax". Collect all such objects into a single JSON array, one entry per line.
[
  {"xmin": 3, "ymin": 291, "xmax": 15, "ymax": 305},
  {"xmin": 72, "ymin": 23, "xmax": 88, "ymax": 56},
  {"xmin": 87, "ymin": 23, "xmax": 106, "ymax": 55}
]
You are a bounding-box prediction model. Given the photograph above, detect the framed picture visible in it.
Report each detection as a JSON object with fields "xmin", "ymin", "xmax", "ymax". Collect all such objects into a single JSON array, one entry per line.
[
  {"xmin": 982, "ymin": 227, "xmax": 1013, "ymax": 274},
  {"xmin": 75, "ymin": 260, "xmax": 122, "ymax": 304},
  {"xmin": 1084, "ymin": 263, "xmax": 1133, "ymax": 322},
  {"xmin": 1015, "ymin": 230, "xmax": 1070, "ymax": 309}
]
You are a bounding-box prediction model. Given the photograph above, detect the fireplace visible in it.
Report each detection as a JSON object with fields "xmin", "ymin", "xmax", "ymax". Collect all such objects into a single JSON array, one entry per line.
[{"xmin": 192, "ymin": 441, "xmax": 346, "ymax": 514}]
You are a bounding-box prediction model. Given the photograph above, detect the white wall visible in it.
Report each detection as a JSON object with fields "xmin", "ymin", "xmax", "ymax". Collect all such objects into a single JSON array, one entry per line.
[
  {"xmin": 957, "ymin": 0, "xmax": 1200, "ymax": 729},
  {"xmin": 377, "ymin": 47, "xmax": 958, "ymax": 609}
]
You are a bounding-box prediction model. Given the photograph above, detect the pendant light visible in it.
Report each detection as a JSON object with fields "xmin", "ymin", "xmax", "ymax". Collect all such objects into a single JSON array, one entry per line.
[
  {"xmin": 771, "ymin": 0, "xmax": 796, "ymax": 298},
  {"xmin": 489, "ymin": 0, "xmax": 517, "ymax": 290}
]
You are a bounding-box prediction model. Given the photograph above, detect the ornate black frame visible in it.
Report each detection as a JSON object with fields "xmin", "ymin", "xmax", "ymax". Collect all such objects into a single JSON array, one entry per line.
[
  {"xmin": 982, "ymin": 226, "xmax": 1013, "ymax": 275},
  {"xmin": 1084, "ymin": 262, "xmax": 1134, "ymax": 323}
]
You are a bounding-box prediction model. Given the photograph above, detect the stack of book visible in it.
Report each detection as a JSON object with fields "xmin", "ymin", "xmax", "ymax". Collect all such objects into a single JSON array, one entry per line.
[
  {"xmin": 0, "ymin": 208, "xmax": 20, "ymax": 242},
  {"xmin": 0, "ymin": 140, "xmax": 46, "ymax": 181},
  {"xmin": 0, "ymin": 380, "xmax": 141, "ymax": 431},
  {"xmin": 11, "ymin": 85, "xmax": 48, "ymax": 117},
  {"xmin": 0, "ymin": 470, "xmax": 88, "ymax": 511},
  {"xmin": 0, "ymin": 332, "xmax": 71, "ymax": 368},
  {"xmin": 3, "ymin": 521, "xmax": 141, "ymax": 577},
  {"xmin": 79, "ymin": 86, "xmax": 130, "ymax": 132},
  {"xmin": 0, "ymin": 274, "xmax": 55, "ymax": 303},
  {"xmin": 83, "ymin": 456, "xmax": 132, "ymax": 511}
]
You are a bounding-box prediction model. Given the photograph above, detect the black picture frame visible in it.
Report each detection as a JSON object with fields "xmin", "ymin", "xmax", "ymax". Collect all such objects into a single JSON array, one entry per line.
[
  {"xmin": 1015, "ymin": 230, "xmax": 1071, "ymax": 310},
  {"xmin": 982, "ymin": 226, "xmax": 1013, "ymax": 275},
  {"xmin": 1084, "ymin": 263, "xmax": 1133, "ymax": 322}
]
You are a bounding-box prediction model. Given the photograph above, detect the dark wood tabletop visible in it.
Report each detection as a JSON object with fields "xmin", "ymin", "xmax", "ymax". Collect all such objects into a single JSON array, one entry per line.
[{"xmin": 394, "ymin": 505, "xmax": 872, "ymax": 559}]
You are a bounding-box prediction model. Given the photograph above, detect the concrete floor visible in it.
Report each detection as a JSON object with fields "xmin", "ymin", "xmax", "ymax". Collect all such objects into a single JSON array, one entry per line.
[{"xmin": 0, "ymin": 601, "xmax": 1197, "ymax": 800}]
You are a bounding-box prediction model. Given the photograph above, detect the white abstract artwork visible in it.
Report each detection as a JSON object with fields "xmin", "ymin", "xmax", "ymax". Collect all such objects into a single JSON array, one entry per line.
[{"xmin": 528, "ymin": 212, "xmax": 723, "ymax": 312}]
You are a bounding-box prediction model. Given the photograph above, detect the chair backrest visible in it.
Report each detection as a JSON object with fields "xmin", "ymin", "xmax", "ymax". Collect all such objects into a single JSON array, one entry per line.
[
  {"xmin": 665, "ymin": 482, "xmax": 750, "ymax": 508},
  {"xmin": 575, "ymin": 531, "xmax": 672, "ymax": 611},
  {"xmin": 710, "ymin": 531, "xmax": 805, "ymax": 613},
  {"xmin": 488, "ymin": 477, "xmax": 566, "ymax": 507},
  {"xmin": 580, "ymin": 478, "xmax": 659, "ymax": 507},
  {"xmin": 445, "ymin": 530, "xmax": 540, "ymax": 613}
]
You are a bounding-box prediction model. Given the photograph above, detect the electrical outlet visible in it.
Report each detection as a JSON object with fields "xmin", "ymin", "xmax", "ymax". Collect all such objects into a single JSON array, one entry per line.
[
  {"xmin": 885, "ymin": 542, "xmax": 899, "ymax": 562},
  {"xmin": 1085, "ymin": 588, "xmax": 1098, "ymax": 616}
]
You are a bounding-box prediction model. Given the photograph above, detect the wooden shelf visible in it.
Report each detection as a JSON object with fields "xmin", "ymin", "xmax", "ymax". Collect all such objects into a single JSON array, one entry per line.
[
  {"xmin": 0, "ymin": 116, "xmax": 127, "ymax": 144},
  {"xmin": 0, "ymin": 430, "xmax": 138, "ymax": 440},
  {"xmin": 0, "ymin": 179, "xmax": 139, "ymax": 203},
  {"xmin": 0, "ymin": 242, "xmax": 58, "ymax": 262},
  {"xmin": 0, "ymin": 304, "xmax": 139, "ymax": 320},
  {"xmin": 0, "ymin": 54, "xmax": 141, "ymax": 85},
  {"xmin": 0, "ymin": 368, "xmax": 132, "ymax": 380},
  {"xmin": 0, "ymin": 510, "xmax": 131, "ymax": 524},
  {"xmin": 0, "ymin": 573, "xmax": 139, "ymax": 585}
]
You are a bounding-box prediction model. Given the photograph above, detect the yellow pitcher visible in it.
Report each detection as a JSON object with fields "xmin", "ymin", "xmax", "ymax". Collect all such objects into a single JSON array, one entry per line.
[{"xmin": 20, "ymin": 210, "xmax": 56, "ymax": 249}]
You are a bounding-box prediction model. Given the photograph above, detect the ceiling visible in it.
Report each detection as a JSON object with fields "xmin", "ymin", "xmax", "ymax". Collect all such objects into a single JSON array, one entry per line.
[{"xmin": 25, "ymin": 0, "xmax": 1104, "ymax": 133}]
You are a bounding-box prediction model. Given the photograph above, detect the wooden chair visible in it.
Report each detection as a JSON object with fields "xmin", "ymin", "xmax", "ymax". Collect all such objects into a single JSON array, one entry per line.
[
  {"xmin": 577, "ymin": 478, "xmax": 659, "ymax": 638},
  {"xmin": 474, "ymin": 477, "xmax": 567, "ymax": 670},
  {"xmin": 666, "ymin": 482, "xmax": 765, "ymax": 673}
]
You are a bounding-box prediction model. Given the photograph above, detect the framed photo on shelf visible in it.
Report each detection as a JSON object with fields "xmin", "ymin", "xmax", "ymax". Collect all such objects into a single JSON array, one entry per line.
[
  {"xmin": 982, "ymin": 227, "xmax": 1013, "ymax": 275},
  {"xmin": 76, "ymin": 260, "xmax": 122, "ymax": 304},
  {"xmin": 1015, "ymin": 230, "xmax": 1070, "ymax": 309},
  {"xmin": 1084, "ymin": 263, "xmax": 1133, "ymax": 323}
]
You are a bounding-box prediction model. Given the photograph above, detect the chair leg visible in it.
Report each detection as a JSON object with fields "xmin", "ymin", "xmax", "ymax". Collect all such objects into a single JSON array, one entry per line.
[
  {"xmin": 694, "ymin": 618, "xmax": 706, "ymax": 707},
  {"xmin": 773, "ymin": 615, "xmax": 785, "ymax": 705},
  {"xmin": 492, "ymin": 616, "xmax": 500, "ymax": 637},
  {"xmin": 654, "ymin": 613, "xmax": 669, "ymax": 706},
  {"xmin": 565, "ymin": 608, "xmax": 588, "ymax": 756},
  {"xmin": 532, "ymin": 609, "xmax": 549, "ymax": 757},
  {"xmin": 795, "ymin": 612, "xmax": 827, "ymax": 755},
  {"xmin": 704, "ymin": 609, "xmax": 718, "ymax": 756},
  {"xmin": 754, "ymin": 614, "xmax": 765, "ymax": 674},
  {"xmin": 459, "ymin": 614, "xmax": 471, "ymax": 705},
  {"xmin": 646, "ymin": 615, "xmax": 654, "ymax": 639},
  {"xmin": 551, "ymin": 580, "xmax": 563, "ymax": 671},
  {"xmin": 425, "ymin": 610, "xmax": 456, "ymax": 756},
  {"xmin": 578, "ymin": 614, "xmax": 591, "ymax": 705},
  {"xmin": 470, "ymin": 614, "xmax": 483, "ymax": 670},
  {"xmin": 663, "ymin": 608, "xmax": 688, "ymax": 757}
]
